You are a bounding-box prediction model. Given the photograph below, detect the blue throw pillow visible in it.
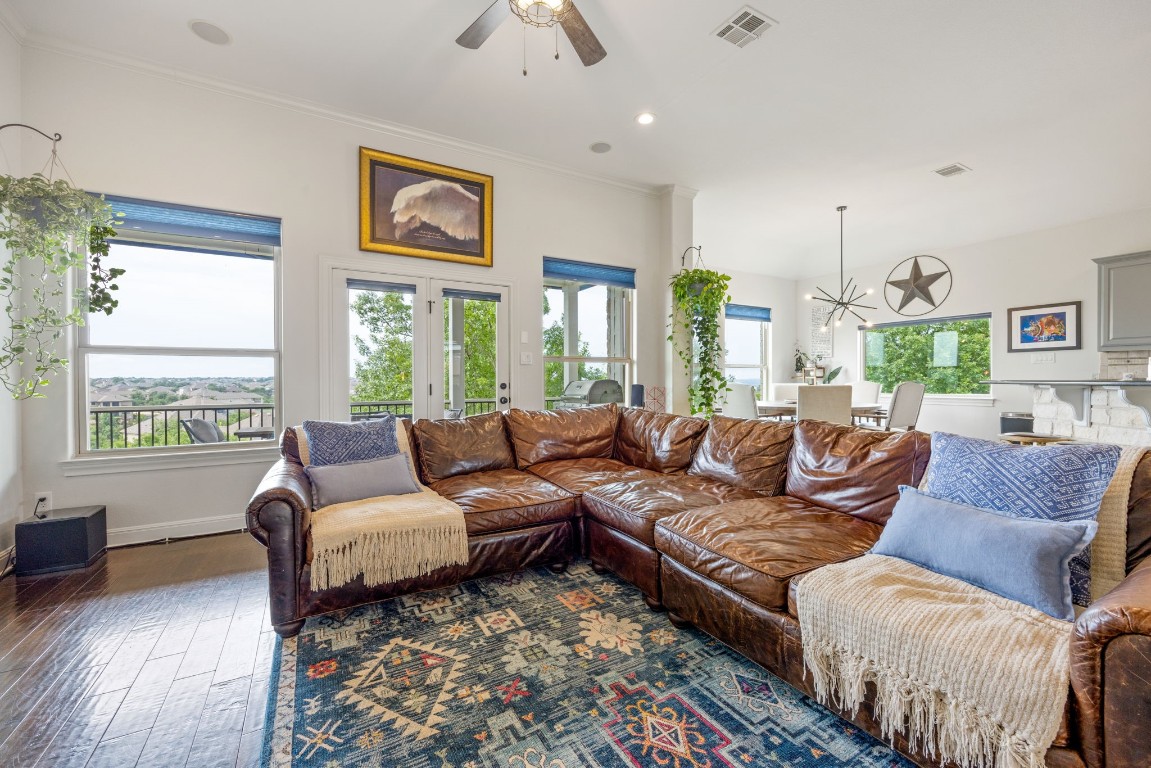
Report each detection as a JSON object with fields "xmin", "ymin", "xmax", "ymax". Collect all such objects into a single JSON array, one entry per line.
[
  {"xmin": 302, "ymin": 416, "xmax": 399, "ymax": 467},
  {"xmin": 872, "ymin": 487, "xmax": 1097, "ymax": 621},
  {"xmin": 924, "ymin": 432, "xmax": 1120, "ymax": 606}
]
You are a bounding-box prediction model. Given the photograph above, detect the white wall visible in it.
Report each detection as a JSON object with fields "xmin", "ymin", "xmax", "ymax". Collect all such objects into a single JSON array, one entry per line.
[
  {"xmin": 17, "ymin": 47, "xmax": 666, "ymax": 545},
  {"xmin": 725, "ymin": 269, "xmax": 797, "ymax": 389},
  {"xmin": 0, "ymin": 18, "xmax": 20, "ymax": 552},
  {"xmin": 795, "ymin": 207, "xmax": 1151, "ymax": 439}
]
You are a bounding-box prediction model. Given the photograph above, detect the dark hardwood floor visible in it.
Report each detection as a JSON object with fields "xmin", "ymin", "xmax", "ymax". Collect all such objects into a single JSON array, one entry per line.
[{"xmin": 0, "ymin": 532, "xmax": 273, "ymax": 768}]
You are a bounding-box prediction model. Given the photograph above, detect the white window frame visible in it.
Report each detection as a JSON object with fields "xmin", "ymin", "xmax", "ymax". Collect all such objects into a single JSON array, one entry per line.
[
  {"xmin": 723, "ymin": 316, "xmax": 772, "ymax": 398},
  {"xmin": 71, "ymin": 231, "xmax": 282, "ymax": 458},
  {"xmin": 542, "ymin": 279, "xmax": 634, "ymax": 405}
]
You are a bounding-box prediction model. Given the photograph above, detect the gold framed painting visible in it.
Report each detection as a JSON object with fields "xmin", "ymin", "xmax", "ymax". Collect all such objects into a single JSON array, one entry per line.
[{"xmin": 359, "ymin": 147, "xmax": 493, "ymax": 267}]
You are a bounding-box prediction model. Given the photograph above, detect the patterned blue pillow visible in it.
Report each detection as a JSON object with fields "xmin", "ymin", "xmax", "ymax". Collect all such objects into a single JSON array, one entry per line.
[
  {"xmin": 302, "ymin": 417, "xmax": 399, "ymax": 467},
  {"xmin": 924, "ymin": 432, "xmax": 1121, "ymax": 606}
]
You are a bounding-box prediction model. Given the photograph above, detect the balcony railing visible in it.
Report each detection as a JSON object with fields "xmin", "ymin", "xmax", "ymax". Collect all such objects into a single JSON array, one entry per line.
[{"xmin": 88, "ymin": 398, "xmax": 508, "ymax": 449}]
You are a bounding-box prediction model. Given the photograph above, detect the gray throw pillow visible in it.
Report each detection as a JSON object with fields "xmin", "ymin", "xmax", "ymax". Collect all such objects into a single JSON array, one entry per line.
[
  {"xmin": 305, "ymin": 453, "xmax": 420, "ymax": 509},
  {"xmin": 871, "ymin": 486, "xmax": 1097, "ymax": 621}
]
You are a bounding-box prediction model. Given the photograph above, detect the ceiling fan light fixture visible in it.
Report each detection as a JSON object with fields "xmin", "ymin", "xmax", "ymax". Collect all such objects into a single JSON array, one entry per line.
[
  {"xmin": 635, "ymin": 112, "xmax": 656, "ymax": 125},
  {"xmin": 510, "ymin": 0, "xmax": 572, "ymax": 28}
]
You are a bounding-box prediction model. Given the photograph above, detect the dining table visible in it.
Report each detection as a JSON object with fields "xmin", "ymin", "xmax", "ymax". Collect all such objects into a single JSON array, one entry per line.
[{"xmin": 756, "ymin": 400, "xmax": 887, "ymax": 426}]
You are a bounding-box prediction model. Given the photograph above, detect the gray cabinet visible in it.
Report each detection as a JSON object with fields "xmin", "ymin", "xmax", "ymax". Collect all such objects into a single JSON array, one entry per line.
[{"xmin": 1096, "ymin": 250, "xmax": 1151, "ymax": 349}]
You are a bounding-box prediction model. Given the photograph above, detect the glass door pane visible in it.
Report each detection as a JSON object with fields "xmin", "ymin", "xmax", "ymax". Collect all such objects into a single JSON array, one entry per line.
[
  {"xmin": 345, "ymin": 278, "xmax": 421, "ymax": 420},
  {"xmin": 431, "ymin": 280, "xmax": 509, "ymax": 418}
]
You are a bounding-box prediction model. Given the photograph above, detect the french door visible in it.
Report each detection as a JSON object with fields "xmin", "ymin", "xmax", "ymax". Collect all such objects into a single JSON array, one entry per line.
[{"xmin": 332, "ymin": 270, "xmax": 510, "ymax": 421}]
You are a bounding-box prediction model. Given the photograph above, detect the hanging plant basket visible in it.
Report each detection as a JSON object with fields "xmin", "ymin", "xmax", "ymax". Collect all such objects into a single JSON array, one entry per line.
[
  {"xmin": 0, "ymin": 173, "xmax": 122, "ymax": 399},
  {"xmin": 668, "ymin": 266, "xmax": 732, "ymax": 418}
]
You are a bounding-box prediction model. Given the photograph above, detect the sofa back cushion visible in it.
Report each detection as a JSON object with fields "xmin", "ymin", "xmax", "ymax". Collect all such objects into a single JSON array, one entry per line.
[
  {"xmin": 688, "ymin": 416, "xmax": 794, "ymax": 493},
  {"xmin": 412, "ymin": 411, "xmax": 516, "ymax": 482},
  {"xmin": 504, "ymin": 403, "xmax": 619, "ymax": 469},
  {"xmin": 785, "ymin": 421, "xmax": 931, "ymax": 523},
  {"xmin": 615, "ymin": 409, "xmax": 708, "ymax": 473}
]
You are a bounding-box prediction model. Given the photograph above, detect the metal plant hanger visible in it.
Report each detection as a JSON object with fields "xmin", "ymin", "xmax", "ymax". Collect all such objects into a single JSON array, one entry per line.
[{"xmin": 807, "ymin": 206, "xmax": 875, "ymax": 327}]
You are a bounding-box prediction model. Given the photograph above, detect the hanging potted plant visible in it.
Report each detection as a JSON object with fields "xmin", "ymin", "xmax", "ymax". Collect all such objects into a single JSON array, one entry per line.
[
  {"xmin": 668, "ymin": 250, "xmax": 731, "ymax": 418},
  {"xmin": 0, "ymin": 172, "xmax": 123, "ymax": 399}
]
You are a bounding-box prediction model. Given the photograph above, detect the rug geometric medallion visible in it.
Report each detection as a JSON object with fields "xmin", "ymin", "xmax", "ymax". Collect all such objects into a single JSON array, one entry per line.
[{"xmin": 263, "ymin": 561, "xmax": 913, "ymax": 767}]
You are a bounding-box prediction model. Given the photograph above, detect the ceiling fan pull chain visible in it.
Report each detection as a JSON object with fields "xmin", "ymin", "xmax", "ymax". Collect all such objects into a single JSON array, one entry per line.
[
  {"xmin": 554, "ymin": 24, "xmax": 559, "ymax": 61},
  {"xmin": 523, "ymin": 24, "xmax": 528, "ymax": 76}
]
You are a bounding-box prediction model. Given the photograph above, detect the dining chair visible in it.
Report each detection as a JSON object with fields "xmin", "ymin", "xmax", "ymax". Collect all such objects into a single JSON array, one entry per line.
[
  {"xmin": 770, "ymin": 383, "xmax": 801, "ymax": 402},
  {"xmin": 884, "ymin": 381, "xmax": 926, "ymax": 431},
  {"xmin": 849, "ymin": 380, "xmax": 881, "ymax": 404},
  {"xmin": 720, "ymin": 383, "xmax": 760, "ymax": 419},
  {"xmin": 796, "ymin": 385, "xmax": 852, "ymax": 425}
]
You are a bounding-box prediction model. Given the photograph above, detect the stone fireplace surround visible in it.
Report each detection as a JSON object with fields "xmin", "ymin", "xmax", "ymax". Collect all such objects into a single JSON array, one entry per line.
[{"xmin": 1030, "ymin": 350, "xmax": 1151, "ymax": 446}]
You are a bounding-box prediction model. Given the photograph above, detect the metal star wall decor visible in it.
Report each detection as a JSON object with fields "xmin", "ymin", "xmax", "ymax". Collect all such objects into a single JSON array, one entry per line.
[
  {"xmin": 806, "ymin": 206, "xmax": 876, "ymax": 327},
  {"xmin": 884, "ymin": 255, "xmax": 953, "ymax": 316}
]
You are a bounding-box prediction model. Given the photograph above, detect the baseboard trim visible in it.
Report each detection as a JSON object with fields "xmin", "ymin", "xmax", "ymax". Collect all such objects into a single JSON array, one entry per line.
[{"xmin": 108, "ymin": 513, "xmax": 246, "ymax": 548}]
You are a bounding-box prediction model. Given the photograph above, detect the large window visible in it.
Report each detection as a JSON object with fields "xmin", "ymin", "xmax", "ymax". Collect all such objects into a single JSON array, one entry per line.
[
  {"xmin": 542, "ymin": 258, "xmax": 634, "ymax": 408},
  {"xmin": 724, "ymin": 304, "xmax": 772, "ymax": 398},
  {"xmin": 862, "ymin": 314, "xmax": 991, "ymax": 395},
  {"xmin": 77, "ymin": 196, "xmax": 280, "ymax": 452}
]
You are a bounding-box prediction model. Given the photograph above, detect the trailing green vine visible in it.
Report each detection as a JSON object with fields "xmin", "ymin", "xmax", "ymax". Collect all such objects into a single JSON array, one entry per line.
[
  {"xmin": 0, "ymin": 173, "xmax": 121, "ymax": 398},
  {"xmin": 668, "ymin": 267, "xmax": 731, "ymax": 417}
]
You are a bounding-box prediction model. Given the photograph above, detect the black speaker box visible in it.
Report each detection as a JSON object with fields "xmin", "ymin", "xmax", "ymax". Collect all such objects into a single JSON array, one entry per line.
[{"xmin": 15, "ymin": 505, "xmax": 107, "ymax": 576}]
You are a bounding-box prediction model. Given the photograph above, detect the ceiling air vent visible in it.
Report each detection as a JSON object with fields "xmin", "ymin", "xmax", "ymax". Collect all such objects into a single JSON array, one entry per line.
[
  {"xmin": 714, "ymin": 6, "xmax": 777, "ymax": 48},
  {"xmin": 934, "ymin": 163, "xmax": 972, "ymax": 178}
]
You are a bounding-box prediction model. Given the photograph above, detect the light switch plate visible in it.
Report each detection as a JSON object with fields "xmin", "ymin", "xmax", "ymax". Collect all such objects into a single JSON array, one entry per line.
[
  {"xmin": 1031, "ymin": 352, "xmax": 1056, "ymax": 364},
  {"xmin": 520, "ymin": 331, "xmax": 529, "ymax": 344},
  {"xmin": 520, "ymin": 352, "xmax": 533, "ymax": 365}
]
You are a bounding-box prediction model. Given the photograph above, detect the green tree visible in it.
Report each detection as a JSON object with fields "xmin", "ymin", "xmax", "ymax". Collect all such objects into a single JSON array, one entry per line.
[
  {"xmin": 864, "ymin": 318, "xmax": 991, "ymax": 395},
  {"xmin": 350, "ymin": 291, "xmax": 414, "ymax": 403},
  {"xmin": 543, "ymin": 289, "xmax": 597, "ymax": 401}
]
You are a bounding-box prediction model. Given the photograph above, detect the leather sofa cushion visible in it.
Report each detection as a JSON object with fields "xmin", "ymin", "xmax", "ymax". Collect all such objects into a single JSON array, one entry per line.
[
  {"xmin": 528, "ymin": 457, "xmax": 662, "ymax": 496},
  {"xmin": 655, "ymin": 496, "xmax": 883, "ymax": 611},
  {"xmin": 428, "ymin": 468, "xmax": 577, "ymax": 535},
  {"xmin": 785, "ymin": 421, "xmax": 931, "ymax": 524},
  {"xmin": 504, "ymin": 404, "xmax": 619, "ymax": 469},
  {"xmin": 688, "ymin": 416, "xmax": 794, "ymax": 493},
  {"xmin": 413, "ymin": 412, "xmax": 515, "ymax": 483},
  {"xmin": 584, "ymin": 475, "xmax": 762, "ymax": 546},
  {"xmin": 614, "ymin": 409, "xmax": 708, "ymax": 473}
]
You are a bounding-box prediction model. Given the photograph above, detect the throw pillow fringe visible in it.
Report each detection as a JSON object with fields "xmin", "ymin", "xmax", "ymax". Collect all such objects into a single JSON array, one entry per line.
[{"xmin": 805, "ymin": 638, "xmax": 1049, "ymax": 768}]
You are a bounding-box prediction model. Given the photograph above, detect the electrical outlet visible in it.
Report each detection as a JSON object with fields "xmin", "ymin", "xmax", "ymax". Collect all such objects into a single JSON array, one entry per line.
[{"xmin": 34, "ymin": 492, "xmax": 52, "ymax": 514}]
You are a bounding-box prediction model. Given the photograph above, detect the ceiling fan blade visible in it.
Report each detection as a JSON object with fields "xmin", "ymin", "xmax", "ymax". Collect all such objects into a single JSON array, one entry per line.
[
  {"xmin": 456, "ymin": 0, "xmax": 511, "ymax": 49},
  {"xmin": 559, "ymin": 2, "xmax": 606, "ymax": 66}
]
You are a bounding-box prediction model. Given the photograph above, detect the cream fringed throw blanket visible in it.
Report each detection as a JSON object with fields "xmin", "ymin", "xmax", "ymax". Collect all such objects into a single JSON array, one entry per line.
[
  {"xmin": 299, "ymin": 423, "xmax": 469, "ymax": 591},
  {"xmin": 309, "ymin": 489, "xmax": 469, "ymax": 591},
  {"xmin": 798, "ymin": 555, "xmax": 1070, "ymax": 768},
  {"xmin": 798, "ymin": 446, "xmax": 1146, "ymax": 768}
]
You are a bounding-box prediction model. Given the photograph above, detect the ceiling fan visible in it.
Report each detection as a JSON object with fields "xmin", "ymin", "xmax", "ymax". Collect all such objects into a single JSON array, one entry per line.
[{"xmin": 456, "ymin": 0, "xmax": 607, "ymax": 68}]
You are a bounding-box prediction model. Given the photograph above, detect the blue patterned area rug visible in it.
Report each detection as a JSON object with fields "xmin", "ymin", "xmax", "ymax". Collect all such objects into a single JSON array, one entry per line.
[{"xmin": 264, "ymin": 561, "xmax": 912, "ymax": 767}]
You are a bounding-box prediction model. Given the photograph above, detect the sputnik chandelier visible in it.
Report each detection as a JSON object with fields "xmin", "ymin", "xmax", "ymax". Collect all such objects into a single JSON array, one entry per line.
[{"xmin": 805, "ymin": 205, "xmax": 875, "ymax": 329}]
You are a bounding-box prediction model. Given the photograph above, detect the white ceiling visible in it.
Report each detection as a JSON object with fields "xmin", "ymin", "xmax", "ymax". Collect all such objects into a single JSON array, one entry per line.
[{"xmin": 4, "ymin": 0, "xmax": 1151, "ymax": 278}]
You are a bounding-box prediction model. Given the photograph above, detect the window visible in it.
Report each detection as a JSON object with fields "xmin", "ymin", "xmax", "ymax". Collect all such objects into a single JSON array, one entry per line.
[
  {"xmin": 862, "ymin": 313, "xmax": 991, "ymax": 395},
  {"xmin": 77, "ymin": 196, "xmax": 280, "ymax": 452},
  {"xmin": 724, "ymin": 304, "xmax": 772, "ymax": 399},
  {"xmin": 542, "ymin": 258, "xmax": 634, "ymax": 408}
]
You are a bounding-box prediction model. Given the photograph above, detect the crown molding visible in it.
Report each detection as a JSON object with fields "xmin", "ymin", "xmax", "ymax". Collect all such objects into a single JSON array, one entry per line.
[
  {"xmin": 0, "ymin": 1, "xmax": 28, "ymax": 41},
  {"xmin": 19, "ymin": 33, "xmax": 664, "ymax": 199},
  {"xmin": 660, "ymin": 184, "xmax": 699, "ymax": 200}
]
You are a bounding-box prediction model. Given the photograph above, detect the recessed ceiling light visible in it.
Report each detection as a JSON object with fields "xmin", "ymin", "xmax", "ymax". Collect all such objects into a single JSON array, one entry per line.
[
  {"xmin": 589, "ymin": 142, "xmax": 612, "ymax": 154},
  {"xmin": 635, "ymin": 112, "xmax": 656, "ymax": 126},
  {"xmin": 189, "ymin": 20, "xmax": 232, "ymax": 46}
]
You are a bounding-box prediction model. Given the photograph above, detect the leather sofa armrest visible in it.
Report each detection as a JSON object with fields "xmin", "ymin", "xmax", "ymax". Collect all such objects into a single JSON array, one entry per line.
[
  {"xmin": 246, "ymin": 458, "xmax": 311, "ymax": 545},
  {"xmin": 1070, "ymin": 557, "xmax": 1151, "ymax": 768},
  {"xmin": 246, "ymin": 459, "xmax": 312, "ymax": 634}
]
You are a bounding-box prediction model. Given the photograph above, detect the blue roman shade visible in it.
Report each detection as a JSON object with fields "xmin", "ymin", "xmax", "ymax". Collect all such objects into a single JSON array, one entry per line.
[
  {"xmin": 543, "ymin": 257, "xmax": 636, "ymax": 289},
  {"xmin": 725, "ymin": 303, "xmax": 772, "ymax": 322},
  {"xmin": 103, "ymin": 195, "xmax": 282, "ymax": 247},
  {"xmin": 442, "ymin": 288, "xmax": 502, "ymax": 302}
]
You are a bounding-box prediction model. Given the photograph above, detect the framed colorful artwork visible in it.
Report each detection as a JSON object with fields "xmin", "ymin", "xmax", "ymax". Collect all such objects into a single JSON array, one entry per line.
[
  {"xmin": 359, "ymin": 147, "xmax": 493, "ymax": 267},
  {"xmin": 1006, "ymin": 301, "xmax": 1081, "ymax": 352}
]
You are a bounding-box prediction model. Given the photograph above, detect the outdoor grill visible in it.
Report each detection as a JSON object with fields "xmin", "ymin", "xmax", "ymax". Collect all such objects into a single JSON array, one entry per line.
[{"xmin": 554, "ymin": 379, "xmax": 625, "ymax": 409}]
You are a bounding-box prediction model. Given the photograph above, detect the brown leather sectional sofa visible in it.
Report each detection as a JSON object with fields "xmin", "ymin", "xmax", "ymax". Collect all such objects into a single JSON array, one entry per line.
[{"xmin": 246, "ymin": 403, "xmax": 1151, "ymax": 768}]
